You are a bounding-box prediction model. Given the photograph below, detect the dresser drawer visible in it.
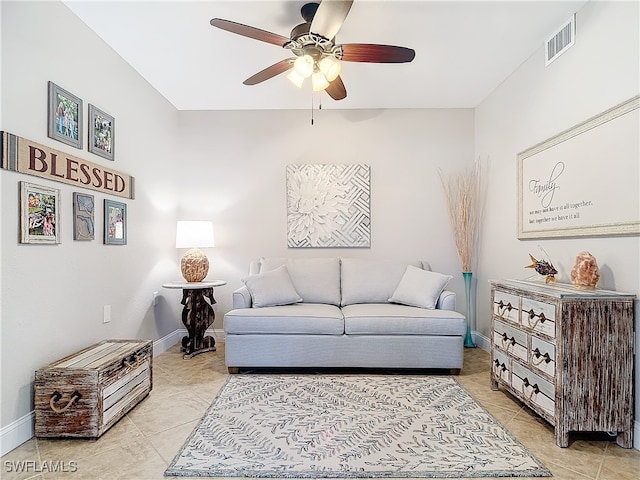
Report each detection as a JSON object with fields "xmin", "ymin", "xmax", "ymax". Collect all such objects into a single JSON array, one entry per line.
[
  {"xmin": 521, "ymin": 298, "xmax": 556, "ymax": 338},
  {"xmin": 492, "ymin": 349, "xmax": 510, "ymax": 384},
  {"xmin": 493, "ymin": 291, "xmax": 519, "ymax": 323},
  {"xmin": 530, "ymin": 336, "xmax": 555, "ymax": 377},
  {"xmin": 512, "ymin": 362, "xmax": 555, "ymax": 418},
  {"xmin": 493, "ymin": 319, "xmax": 528, "ymax": 363}
]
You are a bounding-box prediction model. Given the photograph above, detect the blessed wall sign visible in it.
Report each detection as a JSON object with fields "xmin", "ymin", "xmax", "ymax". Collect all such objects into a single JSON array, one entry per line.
[{"xmin": 1, "ymin": 131, "xmax": 134, "ymax": 199}]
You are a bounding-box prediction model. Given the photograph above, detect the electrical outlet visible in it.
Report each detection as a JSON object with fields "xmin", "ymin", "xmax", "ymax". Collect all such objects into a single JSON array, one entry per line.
[
  {"xmin": 103, "ymin": 305, "xmax": 111, "ymax": 323},
  {"xmin": 152, "ymin": 291, "xmax": 159, "ymax": 306}
]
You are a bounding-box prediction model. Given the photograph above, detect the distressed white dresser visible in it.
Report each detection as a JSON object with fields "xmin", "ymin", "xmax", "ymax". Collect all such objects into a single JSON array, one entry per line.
[{"xmin": 489, "ymin": 279, "xmax": 635, "ymax": 448}]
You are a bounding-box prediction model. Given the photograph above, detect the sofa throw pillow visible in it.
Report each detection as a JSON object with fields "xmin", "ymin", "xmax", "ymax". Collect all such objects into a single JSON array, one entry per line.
[
  {"xmin": 260, "ymin": 257, "xmax": 341, "ymax": 306},
  {"xmin": 242, "ymin": 265, "xmax": 303, "ymax": 308},
  {"xmin": 340, "ymin": 258, "xmax": 422, "ymax": 306},
  {"xmin": 389, "ymin": 265, "xmax": 452, "ymax": 309}
]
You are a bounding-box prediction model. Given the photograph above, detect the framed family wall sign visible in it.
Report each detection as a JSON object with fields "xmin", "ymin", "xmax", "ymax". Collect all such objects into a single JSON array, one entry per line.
[{"xmin": 518, "ymin": 95, "xmax": 639, "ymax": 239}]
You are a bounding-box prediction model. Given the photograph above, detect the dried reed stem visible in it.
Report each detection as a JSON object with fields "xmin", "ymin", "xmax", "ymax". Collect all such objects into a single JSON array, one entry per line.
[{"xmin": 439, "ymin": 159, "xmax": 482, "ymax": 272}]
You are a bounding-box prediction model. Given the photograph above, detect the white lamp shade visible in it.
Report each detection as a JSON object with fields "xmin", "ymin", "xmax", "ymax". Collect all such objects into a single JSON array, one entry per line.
[
  {"xmin": 287, "ymin": 69, "xmax": 305, "ymax": 88},
  {"xmin": 312, "ymin": 70, "xmax": 330, "ymax": 91},
  {"xmin": 176, "ymin": 221, "xmax": 215, "ymax": 248},
  {"xmin": 318, "ymin": 57, "xmax": 341, "ymax": 82},
  {"xmin": 293, "ymin": 55, "xmax": 314, "ymax": 78}
]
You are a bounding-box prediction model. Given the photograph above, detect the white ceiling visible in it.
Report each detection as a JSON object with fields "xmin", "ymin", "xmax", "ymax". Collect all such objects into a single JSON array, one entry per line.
[{"xmin": 63, "ymin": 0, "xmax": 588, "ymax": 111}]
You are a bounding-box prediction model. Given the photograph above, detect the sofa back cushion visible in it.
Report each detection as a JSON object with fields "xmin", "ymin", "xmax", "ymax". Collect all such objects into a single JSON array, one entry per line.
[
  {"xmin": 260, "ymin": 257, "xmax": 341, "ymax": 306},
  {"xmin": 340, "ymin": 258, "xmax": 424, "ymax": 306}
]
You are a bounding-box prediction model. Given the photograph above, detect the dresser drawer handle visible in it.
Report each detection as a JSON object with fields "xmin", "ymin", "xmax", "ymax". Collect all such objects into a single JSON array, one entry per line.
[
  {"xmin": 497, "ymin": 301, "xmax": 514, "ymax": 314},
  {"xmin": 526, "ymin": 310, "xmax": 547, "ymax": 329},
  {"xmin": 49, "ymin": 390, "xmax": 82, "ymax": 413},
  {"xmin": 532, "ymin": 348, "xmax": 552, "ymax": 365},
  {"xmin": 501, "ymin": 333, "xmax": 517, "ymax": 349},
  {"xmin": 493, "ymin": 359, "xmax": 508, "ymax": 374},
  {"xmin": 521, "ymin": 378, "xmax": 540, "ymax": 401}
]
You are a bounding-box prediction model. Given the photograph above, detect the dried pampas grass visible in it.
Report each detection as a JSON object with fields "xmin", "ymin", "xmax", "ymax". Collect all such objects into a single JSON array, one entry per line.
[{"xmin": 439, "ymin": 159, "xmax": 484, "ymax": 273}]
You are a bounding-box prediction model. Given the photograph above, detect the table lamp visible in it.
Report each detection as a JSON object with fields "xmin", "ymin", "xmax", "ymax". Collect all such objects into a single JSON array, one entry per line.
[{"xmin": 176, "ymin": 221, "xmax": 215, "ymax": 282}]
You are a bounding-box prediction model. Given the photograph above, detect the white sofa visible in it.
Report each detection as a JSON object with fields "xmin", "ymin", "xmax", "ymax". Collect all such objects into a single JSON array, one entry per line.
[{"xmin": 223, "ymin": 257, "xmax": 466, "ymax": 373}]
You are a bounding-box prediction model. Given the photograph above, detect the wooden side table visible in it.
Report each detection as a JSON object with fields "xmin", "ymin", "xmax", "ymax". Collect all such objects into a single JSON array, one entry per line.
[{"xmin": 162, "ymin": 281, "xmax": 226, "ymax": 359}]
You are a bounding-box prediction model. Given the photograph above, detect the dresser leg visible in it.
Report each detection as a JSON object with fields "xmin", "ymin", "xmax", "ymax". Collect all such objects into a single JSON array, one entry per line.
[
  {"xmin": 490, "ymin": 375, "xmax": 499, "ymax": 391},
  {"xmin": 616, "ymin": 430, "xmax": 633, "ymax": 448},
  {"xmin": 555, "ymin": 427, "xmax": 570, "ymax": 447}
]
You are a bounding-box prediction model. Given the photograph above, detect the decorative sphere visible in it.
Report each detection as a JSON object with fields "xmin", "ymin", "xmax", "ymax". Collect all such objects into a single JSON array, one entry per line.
[{"xmin": 181, "ymin": 248, "xmax": 209, "ymax": 282}]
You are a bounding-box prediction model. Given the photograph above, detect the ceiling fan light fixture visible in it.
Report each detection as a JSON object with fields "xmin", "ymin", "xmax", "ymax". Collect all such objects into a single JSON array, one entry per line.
[
  {"xmin": 311, "ymin": 70, "xmax": 330, "ymax": 91},
  {"xmin": 293, "ymin": 54, "xmax": 314, "ymax": 78},
  {"xmin": 286, "ymin": 69, "xmax": 305, "ymax": 88},
  {"xmin": 318, "ymin": 56, "xmax": 341, "ymax": 82}
]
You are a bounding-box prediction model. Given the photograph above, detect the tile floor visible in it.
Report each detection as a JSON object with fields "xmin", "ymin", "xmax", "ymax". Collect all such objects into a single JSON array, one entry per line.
[{"xmin": 2, "ymin": 343, "xmax": 639, "ymax": 479}]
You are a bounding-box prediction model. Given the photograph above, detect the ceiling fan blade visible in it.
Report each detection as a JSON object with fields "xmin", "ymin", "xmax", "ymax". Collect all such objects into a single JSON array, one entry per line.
[
  {"xmin": 210, "ymin": 18, "xmax": 289, "ymax": 47},
  {"xmin": 243, "ymin": 59, "xmax": 295, "ymax": 86},
  {"xmin": 310, "ymin": 0, "xmax": 354, "ymax": 40},
  {"xmin": 340, "ymin": 43, "xmax": 416, "ymax": 63},
  {"xmin": 325, "ymin": 75, "xmax": 347, "ymax": 100}
]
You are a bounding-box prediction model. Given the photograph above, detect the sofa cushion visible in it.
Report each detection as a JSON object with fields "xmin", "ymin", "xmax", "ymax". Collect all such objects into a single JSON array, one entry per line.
[
  {"xmin": 260, "ymin": 257, "xmax": 341, "ymax": 306},
  {"xmin": 389, "ymin": 265, "xmax": 452, "ymax": 309},
  {"xmin": 340, "ymin": 258, "xmax": 422, "ymax": 306},
  {"xmin": 224, "ymin": 304, "xmax": 345, "ymax": 335},
  {"xmin": 342, "ymin": 304, "xmax": 466, "ymax": 336},
  {"xmin": 242, "ymin": 265, "xmax": 303, "ymax": 308}
]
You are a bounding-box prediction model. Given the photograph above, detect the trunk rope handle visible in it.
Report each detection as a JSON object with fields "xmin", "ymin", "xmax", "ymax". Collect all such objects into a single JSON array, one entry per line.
[{"xmin": 49, "ymin": 390, "xmax": 82, "ymax": 413}]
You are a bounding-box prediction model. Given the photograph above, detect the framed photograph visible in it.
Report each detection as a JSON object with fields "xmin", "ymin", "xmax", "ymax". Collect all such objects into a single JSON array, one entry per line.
[
  {"xmin": 73, "ymin": 192, "xmax": 95, "ymax": 241},
  {"xmin": 518, "ymin": 95, "xmax": 639, "ymax": 239},
  {"xmin": 88, "ymin": 104, "xmax": 115, "ymax": 161},
  {"xmin": 104, "ymin": 199, "xmax": 127, "ymax": 245},
  {"xmin": 20, "ymin": 181, "xmax": 61, "ymax": 244},
  {"xmin": 48, "ymin": 81, "xmax": 83, "ymax": 149}
]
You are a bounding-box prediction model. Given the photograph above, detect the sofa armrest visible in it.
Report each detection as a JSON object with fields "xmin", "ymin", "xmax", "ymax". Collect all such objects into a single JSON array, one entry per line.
[
  {"xmin": 437, "ymin": 290, "xmax": 456, "ymax": 311},
  {"xmin": 232, "ymin": 286, "xmax": 252, "ymax": 309}
]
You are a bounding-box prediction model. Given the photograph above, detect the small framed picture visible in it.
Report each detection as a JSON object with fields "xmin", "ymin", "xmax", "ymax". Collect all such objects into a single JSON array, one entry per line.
[
  {"xmin": 73, "ymin": 192, "xmax": 95, "ymax": 241},
  {"xmin": 48, "ymin": 81, "xmax": 83, "ymax": 149},
  {"xmin": 20, "ymin": 181, "xmax": 61, "ymax": 244},
  {"xmin": 104, "ymin": 199, "xmax": 127, "ymax": 245},
  {"xmin": 88, "ymin": 104, "xmax": 115, "ymax": 161}
]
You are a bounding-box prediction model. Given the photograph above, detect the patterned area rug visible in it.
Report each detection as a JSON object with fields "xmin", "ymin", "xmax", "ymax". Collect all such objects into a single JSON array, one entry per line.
[{"xmin": 165, "ymin": 375, "xmax": 551, "ymax": 478}]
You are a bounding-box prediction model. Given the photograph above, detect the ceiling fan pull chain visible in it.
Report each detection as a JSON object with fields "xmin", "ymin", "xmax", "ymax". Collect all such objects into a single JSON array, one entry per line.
[{"xmin": 311, "ymin": 92, "xmax": 314, "ymax": 125}]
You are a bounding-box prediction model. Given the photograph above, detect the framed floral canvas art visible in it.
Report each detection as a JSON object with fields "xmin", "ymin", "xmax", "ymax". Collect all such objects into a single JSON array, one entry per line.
[{"xmin": 286, "ymin": 164, "xmax": 370, "ymax": 248}]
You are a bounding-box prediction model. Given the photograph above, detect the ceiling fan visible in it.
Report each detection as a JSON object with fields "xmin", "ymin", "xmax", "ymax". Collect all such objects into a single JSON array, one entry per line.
[{"xmin": 210, "ymin": 0, "xmax": 415, "ymax": 101}]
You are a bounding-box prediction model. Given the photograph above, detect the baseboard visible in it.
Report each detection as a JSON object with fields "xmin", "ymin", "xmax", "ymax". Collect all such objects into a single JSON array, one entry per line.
[
  {"xmin": 471, "ymin": 331, "xmax": 491, "ymax": 352},
  {"xmin": 1, "ymin": 328, "xmax": 189, "ymax": 457},
  {"xmin": 0, "ymin": 411, "xmax": 34, "ymax": 457},
  {"xmin": 153, "ymin": 329, "xmax": 187, "ymax": 356}
]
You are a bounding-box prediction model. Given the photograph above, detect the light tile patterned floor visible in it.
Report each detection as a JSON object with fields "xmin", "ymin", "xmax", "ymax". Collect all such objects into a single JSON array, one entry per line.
[{"xmin": 2, "ymin": 343, "xmax": 638, "ymax": 479}]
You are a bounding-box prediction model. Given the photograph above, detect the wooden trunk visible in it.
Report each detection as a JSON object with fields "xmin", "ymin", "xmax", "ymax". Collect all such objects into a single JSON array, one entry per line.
[{"xmin": 34, "ymin": 339, "xmax": 153, "ymax": 438}]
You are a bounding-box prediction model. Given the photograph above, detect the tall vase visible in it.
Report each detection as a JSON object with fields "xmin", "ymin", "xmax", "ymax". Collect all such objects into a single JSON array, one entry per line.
[{"xmin": 463, "ymin": 271, "xmax": 476, "ymax": 348}]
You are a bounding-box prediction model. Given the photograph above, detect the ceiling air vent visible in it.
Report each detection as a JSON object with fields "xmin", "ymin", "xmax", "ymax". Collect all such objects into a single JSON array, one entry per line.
[{"xmin": 545, "ymin": 14, "xmax": 575, "ymax": 66}]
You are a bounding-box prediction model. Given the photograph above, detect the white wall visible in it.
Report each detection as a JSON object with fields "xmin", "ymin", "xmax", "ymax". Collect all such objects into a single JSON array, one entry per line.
[
  {"xmin": 474, "ymin": 0, "xmax": 639, "ymax": 447},
  {"xmin": 0, "ymin": 0, "xmax": 183, "ymax": 448},
  {"xmin": 173, "ymin": 108, "xmax": 475, "ymax": 316}
]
